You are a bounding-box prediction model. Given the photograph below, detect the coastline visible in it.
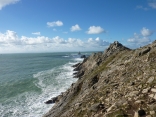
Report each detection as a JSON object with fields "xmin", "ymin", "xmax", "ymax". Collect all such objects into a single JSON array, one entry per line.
[{"xmin": 43, "ymin": 41, "xmax": 156, "ymax": 117}]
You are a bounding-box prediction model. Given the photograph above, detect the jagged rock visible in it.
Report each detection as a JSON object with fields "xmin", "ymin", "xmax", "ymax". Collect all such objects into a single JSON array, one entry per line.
[
  {"xmin": 135, "ymin": 100, "xmax": 144, "ymax": 104},
  {"xmin": 73, "ymin": 63, "xmax": 82, "ymax": 71},
  {"xmin": 151, "ymin": 88, "xmax": 156, "ymax": 93},
  {"xmin": 89, "ymin": 103, "xmax": 105, "ymax": 112},
  {"xmin": 149, "ymin": 94, "xmax": 154, "ymax": 98},
  {"xmin": 72, "ymin": 63, "xmax": 80, "ymax": 67},
  {"xmin": 73, "ymin": 70, "xmax": 84, "ymax": 78},
  {"xmin": 146, "ymin": 115, "xmax": 152, "ymax": 117},
  {"xmin": 149, "ymin": 104, "xmax": 156, "ymax": 110},
  {"xmin": 103, "ymin": 41, "xmax": 130, "ymax": 58},
  {"xmin": 45, "ymin": 97, "xmax": 58, "ymax": 104},
  {"xmin": 80, "ymin": 55, "xmax": 86, "ymax": 58},
  {"xmin": 105, "ymin": 109, "xmax": 126, "ymax": 117},
  {"xmin": 130, "ymin": 82, "xmax": 135, "ymax": 85},
  {"xmin": 107, "ymin": 104, "xmax": 117, "ymax": 112},
  {"xmin": 129, "ymin": 91, "xmax": 139, "ymax": 97},
  {"xmin": 43, "ymin": 41, "xmax": 156, "ymax": 117},
  {"xmin": 139, "ymin": 47, "xmax": 151, "ymax": 56},
  {"xmin": 73, "ymin": 72, "xmax": 78, "ymax": 75},
  {"xmin": 88, "ymin": 75, "xmax": 99, "ymax": 87},
  {"xmin": 150, "ymin": 111, "xmax": 155, "ymax": 115},
  {"xmin": 142, "ymin": 88, "xmax": 150, "ymax": 93},
  {"xmin": 74, "ymin": 103, "xmax": 82, "ymax": 109},
  {"xmin": 45, "ymin": 100, "xmax": 53, "ymax": 104},
  {"xmin": 147, "ymin": 77, "xmax": 155, "ymax": 83},
  {"xmin": 154, "ymin": 95, "xmax": 156, "ymax": 100},
  {"xmin": 134, "ymin": 112, "xmax": 139, "ymax": 117}
]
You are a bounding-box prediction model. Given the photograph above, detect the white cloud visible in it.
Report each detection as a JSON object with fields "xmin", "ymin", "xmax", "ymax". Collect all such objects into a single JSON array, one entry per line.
[
  {"xmin": 70, "ymin": 24, "xmax": 81, "ymax": 32},
  {"xmin": 21, "ymin": 36, "xmax": 50, "ymax": 45},
  {"xmin": 0, "ymin": 0, "xmax": 19, "ymax": 10},
  {"xmin": 0, "ymin": 30, "xmax": 19, "ymax": 44},
  {"xmin": 127, "ymin": 32, "xmax": 151, "ymax": 47},
  {"xmin": 68, "ymin": 38, "xmax": 77, "ymax": 43},
  {"xmin": 47, "ymin": 21, "xmax": 63, "ymax": 27},
  {"xmin": 141, "ymin": 27, "xmax": 153, "ymax": 37},
  {"xmin": 87, "ymin": 37, "xmax": 110, "ymax": 47},
  {"xmin": 67, "ymin": 38, "xmax": 84, "ymax": 46},
  {"xmin": 86, "ymin": 26, "xmax": 105, "ymax": 34},
  {"xmin": 32, "ymin": 32, "xmax": 41, "ymax": 35},
  {"xmin": 53, "ymin": 36, "xmax": 66, "ymax": 44},
  {"xmin": 0, "ymin": 30, "xmax": 110, "ymax": 53},
  {"xmin": 127, "ymin": 27, "xmax": 155, "ymax": 48},
  {"xmin": 149, "ymin": 1, "xmax": 156, "ymax": 9}
]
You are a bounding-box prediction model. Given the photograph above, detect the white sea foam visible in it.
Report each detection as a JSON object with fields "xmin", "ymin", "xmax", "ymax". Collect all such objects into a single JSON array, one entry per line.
[
  {"xmin": 0, "ymin": 59, "xmax": 79, "ymax": 117},
  {"xmin": 74, "ymin": 58, "xmax": 84, "ymax": 62},
  {"xmin": 0, "ymin": 85, "xmax": 54, "ymax": 117},
  {"xmin": 32, "ymin": 62, "xmax": 77, "ymax": 115},
  {"xmin": 62, "ymin": 55, "xmax": 69, "ymax": 58}
]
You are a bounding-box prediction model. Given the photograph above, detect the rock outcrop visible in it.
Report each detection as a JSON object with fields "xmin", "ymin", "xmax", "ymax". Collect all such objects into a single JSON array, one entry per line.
[{"xmin": 43, "ymin": 41, "xmax": 156, "ymax": 117}]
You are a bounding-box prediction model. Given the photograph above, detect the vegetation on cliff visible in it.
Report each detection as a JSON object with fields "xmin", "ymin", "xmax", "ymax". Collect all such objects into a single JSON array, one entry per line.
[{"xmin": 43, "ymin": 41, "xmax": 156, "ymax": 117}]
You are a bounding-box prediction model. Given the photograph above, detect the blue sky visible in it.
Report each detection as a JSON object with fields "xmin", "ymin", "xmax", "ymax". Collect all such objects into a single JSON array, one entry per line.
[{"xmin": 0, "ymin": 0, "xmax": 156, "ymax": 53}]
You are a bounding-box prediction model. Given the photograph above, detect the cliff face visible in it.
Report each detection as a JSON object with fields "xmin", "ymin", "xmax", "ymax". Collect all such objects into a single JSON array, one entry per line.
[{"xmin": 43, "ymin": 41, "xmax": 156, "ymax": 117}]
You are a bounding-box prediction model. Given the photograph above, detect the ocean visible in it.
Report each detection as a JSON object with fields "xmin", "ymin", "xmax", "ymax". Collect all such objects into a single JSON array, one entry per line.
[{"xmin": 0, "ymin": 52, "xmax": 91, "ymax": 117}]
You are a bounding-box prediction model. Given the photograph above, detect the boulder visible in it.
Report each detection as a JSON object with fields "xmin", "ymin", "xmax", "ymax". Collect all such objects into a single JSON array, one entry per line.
[
  {"xmin": 80, "ymin": 55, "xmax": 86, "ymax": 58},
  {"xmin": 45, "ymin": 97, "xmax": 58, "ymax": 104},
  {"xmin": 89, "ymin": 103, "xmax": 105, "ymax": 112},
  {"xmin": 72, "ymin": 63, "xmax": 80, "ymax": 68}
]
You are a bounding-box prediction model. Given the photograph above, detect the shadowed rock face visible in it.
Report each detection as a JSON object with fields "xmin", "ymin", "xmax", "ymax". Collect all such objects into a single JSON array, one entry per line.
[{"xmin": 43, "ymin": 41, "xmax": 156, "ymax": 117}]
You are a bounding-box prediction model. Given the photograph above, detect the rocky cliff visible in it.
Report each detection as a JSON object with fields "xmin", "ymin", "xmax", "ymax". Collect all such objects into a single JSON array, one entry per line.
[{"xmin": 43, "ymin": 41, "xmax": 156, "ymax": 117}]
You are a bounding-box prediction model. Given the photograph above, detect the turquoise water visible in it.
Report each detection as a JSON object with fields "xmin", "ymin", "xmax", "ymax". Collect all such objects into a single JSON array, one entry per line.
[{"xmin": 0, "ymin": 52, "xmax": 90, "ymax": 117}]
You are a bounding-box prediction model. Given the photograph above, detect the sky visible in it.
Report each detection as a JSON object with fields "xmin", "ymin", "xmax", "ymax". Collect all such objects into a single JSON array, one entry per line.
[{"xmin": 0, "ymin": 0, "xmax": 156, "ymax": 53}]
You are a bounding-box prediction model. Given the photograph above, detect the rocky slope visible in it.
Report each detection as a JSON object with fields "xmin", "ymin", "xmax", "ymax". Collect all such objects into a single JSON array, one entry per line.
[{"xmin": 43, "ymin": 41, "xmax": 156, "ymax": 117}]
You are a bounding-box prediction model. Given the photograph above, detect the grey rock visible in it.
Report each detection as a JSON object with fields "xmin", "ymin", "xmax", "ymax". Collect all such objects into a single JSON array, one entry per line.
[
  {"xmin": 89, "ymin": 103, "xmax": 105, "ymax": 112},
  {"xmin": 45, "ymin": 97, "xmax": 58, "ymax": 104},
  {"xmin": 147, "ymin": 76, "xmax": 155, "ymax": 83},
  {"xmin": 42, "ymin": 41, "xmax": 156, "ymax": 117},
  {"xmin": 151, "ymin": 88, "xmax": 156, "ymax": 93},
  {"xmin": 81, "ymin": 55, "xmax": 86, "ymax": 58}
]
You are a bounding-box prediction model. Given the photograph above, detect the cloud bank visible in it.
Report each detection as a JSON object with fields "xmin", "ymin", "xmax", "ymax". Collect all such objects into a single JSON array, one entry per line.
[
  {"xmin": 0, "ymin": 30, "xmax": 110, "ymax": 53},
  {"xmin": 127, "ymin": 33, "xmax": 151, "ymax": 44},
  {"xmin": 127, "ymin": 27, "xmax": 154, "ymax": 48},
  {"xmin": 0, "ymin": 0, "xmax": 19, "ymax": 10}
]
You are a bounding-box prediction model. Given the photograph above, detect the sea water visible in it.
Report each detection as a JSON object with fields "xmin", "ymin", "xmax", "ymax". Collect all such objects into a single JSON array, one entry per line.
[{"xmin": 0, "ymin": 52, "xmax": 91, "ymax": 117}]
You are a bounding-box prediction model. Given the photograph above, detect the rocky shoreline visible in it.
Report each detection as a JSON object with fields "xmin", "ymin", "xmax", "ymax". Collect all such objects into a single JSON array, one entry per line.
[{"xmin": 43, "ymin": 41, "xmax": 156, "ymax": 117}]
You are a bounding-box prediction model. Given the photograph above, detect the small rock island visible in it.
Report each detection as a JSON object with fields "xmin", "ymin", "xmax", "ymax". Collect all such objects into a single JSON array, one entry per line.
[{"xmin": 43, "ymin": 41, "xmax": 156, "ymax": 117}]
